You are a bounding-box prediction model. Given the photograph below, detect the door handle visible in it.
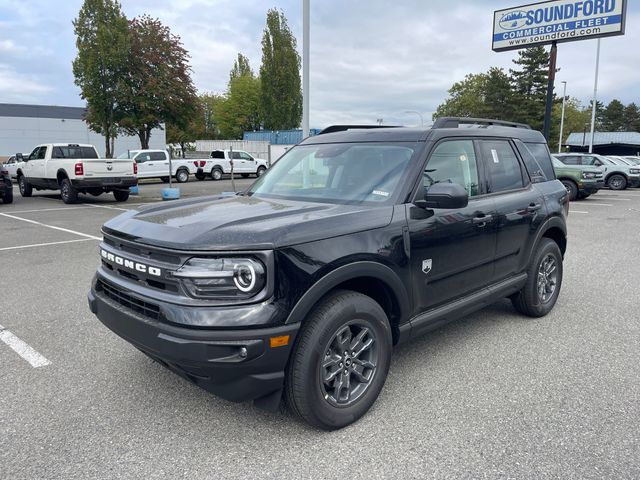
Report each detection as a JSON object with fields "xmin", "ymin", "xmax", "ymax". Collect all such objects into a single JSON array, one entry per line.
[
  {"xmin": 472, "ymin": 214, "xmax": 493, "ymax": 226},
  {"xmin": 527, "ymin": 203, "xmax": 542, "ymax": 213}
]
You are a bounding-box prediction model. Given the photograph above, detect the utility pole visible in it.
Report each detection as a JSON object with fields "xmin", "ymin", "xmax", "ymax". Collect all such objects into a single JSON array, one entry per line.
[
  {"xmin": 302, "ymin": 0, "xmax": 310, "ymax": 138},
  {"xmin": 558, "ymin": 81, "xmax": 567, "ymax": 153},
  {"xmin": 542, "ymin": 41, "xmax": 557, "ymax": 141},
  {"xmin": 589, "ymin": 39, "xmax": 601, "ymax": 154}
]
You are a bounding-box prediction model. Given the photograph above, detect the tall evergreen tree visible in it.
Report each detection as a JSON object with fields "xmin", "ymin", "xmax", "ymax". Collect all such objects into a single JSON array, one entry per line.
[
  {"xmin": 260, "ymin": 8, "xmax": 302, "ymax": 130},
  {"xmin": 601, "ymin": 99, "xmax": 626, "ymax": 131},
  {"xmin": 72, "ymin": 0, "xmax": 129, "ymax": 158},
  {"xmin": 622, "ymin": 103, "xmax": 640, "ymax": 132},
  {"xmin": 509, "ymin": 46, "xmax": 550, "ymax": 130}
]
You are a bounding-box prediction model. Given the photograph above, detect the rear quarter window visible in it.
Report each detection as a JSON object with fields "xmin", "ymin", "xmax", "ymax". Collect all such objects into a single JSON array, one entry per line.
[{"xmin": 523, "ymin": 142, "xmax": 556, "ymax": 181}]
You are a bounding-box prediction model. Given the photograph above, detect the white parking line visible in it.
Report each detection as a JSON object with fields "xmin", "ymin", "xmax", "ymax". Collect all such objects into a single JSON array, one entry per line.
[
  {"xmin": 0, "ymin": 324, "xmax": 51, "ymax": 368},
  {"xmin": 592, "ymin": 196, "xmax": 631, "ymax": 201},
  {"xmin": 5, "ymin": 206, "xmax": 96, "ymax": 214},
  {"xmin": 0, "ymin": 238, "xmax": 96, "ymax": 252},
  {"xmin": 576, "ymin": 203, "xmax": 612, "ymax": 207},
  {"xmin": 0, "ymin": 212, "xmax": 101, "ymax": 240},
  {"xmin": 570, "ymin": 210, "xmax": 589, "ymax": 214},
  {"xmin": 82, "ymin": 203, "xmax": 129, "ymax": 212}
]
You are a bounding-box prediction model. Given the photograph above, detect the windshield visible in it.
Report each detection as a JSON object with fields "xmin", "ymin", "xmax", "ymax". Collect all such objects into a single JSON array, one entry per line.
[{"xmin": 248, "ymin": 143, "xmax": 418, "ymax": 204}]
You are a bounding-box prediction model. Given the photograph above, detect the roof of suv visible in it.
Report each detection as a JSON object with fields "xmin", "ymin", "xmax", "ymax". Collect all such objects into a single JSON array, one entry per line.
[{"xmin": 302, "ymin": 119, "xmax": 547, "ymax": 145}]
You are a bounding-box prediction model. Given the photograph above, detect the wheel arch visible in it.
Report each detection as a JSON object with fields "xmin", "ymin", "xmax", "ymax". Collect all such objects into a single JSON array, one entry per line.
[
  {"xmin": 529, "ymin": 216, "xmax": 567, "ymax": 263},
  {"xmin": 56, "ymin": 168, "xmax": 69, "ymax": 184},
  {"xmin": 605, "ymin": 171, "xmax": 628, "ymax": 183},
  {"xmin": 284, "ymin": 261, "xmax": 410, "ymax": 345}
]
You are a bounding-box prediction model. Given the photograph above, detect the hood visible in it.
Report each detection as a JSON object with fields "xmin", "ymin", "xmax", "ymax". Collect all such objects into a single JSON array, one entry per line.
[{"xmin": 102, "ymin": 194, "xmax": 394, "ymax": 251}]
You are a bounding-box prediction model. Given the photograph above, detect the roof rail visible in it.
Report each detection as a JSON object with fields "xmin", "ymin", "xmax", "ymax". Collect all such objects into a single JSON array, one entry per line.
[
  {"xmin": 432, "ymin": 117, "xmax": 531, "ymax": 130},
  {"xmin": 317, "ymin": 125, "xmax": 401, "ymax": 135}
]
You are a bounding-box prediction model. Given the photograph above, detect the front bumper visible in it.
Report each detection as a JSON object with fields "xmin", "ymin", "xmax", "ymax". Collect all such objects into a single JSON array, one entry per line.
[
  {"xmin": 579, "ymin": 179, "xmax": 604, "ymax": 194},
  {"xmin": 628, "ymin": 175, "xmax": 640, "ymax": 188},
  {"xmin": 72, "ymin": 177, "xmax": 137, "ymax": 189},
  {"xmin": 88, "ymin": 280, "xmax": 299, "ymax": 407}
]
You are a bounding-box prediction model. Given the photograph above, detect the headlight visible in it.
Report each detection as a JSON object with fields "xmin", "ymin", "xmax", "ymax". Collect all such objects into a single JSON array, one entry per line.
[
  {"xmin": 629, "ymin": 168, "xmax": 640, "ymax": 175},
  {"xmin": 172, "ymin": 257, "xmax": 266, "ymax": 299},
  {"xmin": 581, "ymin": 172, "xmax": 597, "ymax": 179}
]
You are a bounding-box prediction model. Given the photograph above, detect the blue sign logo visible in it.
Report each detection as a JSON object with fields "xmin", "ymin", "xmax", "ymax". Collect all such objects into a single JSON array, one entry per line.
[{"xmin": 499, "ymin": 10, "xmax": 528, "ymax": 30}]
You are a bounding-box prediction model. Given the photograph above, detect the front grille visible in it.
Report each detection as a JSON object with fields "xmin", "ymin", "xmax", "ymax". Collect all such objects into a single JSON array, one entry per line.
[{"xmin": 97, "ymin": 279, "xmax": 161, "ymax": 320}]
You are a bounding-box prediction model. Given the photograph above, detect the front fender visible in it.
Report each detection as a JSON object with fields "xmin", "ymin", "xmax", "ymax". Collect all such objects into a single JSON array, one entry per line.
[{"xmin": 284, "ymin": 261, "xmax": 410, "ymax": 326}]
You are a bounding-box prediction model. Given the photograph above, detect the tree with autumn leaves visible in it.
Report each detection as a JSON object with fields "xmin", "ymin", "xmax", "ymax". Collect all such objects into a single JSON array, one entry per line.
[{"xmin": 73, "ymin": 0, "xmax": 196, "ymax": 156}]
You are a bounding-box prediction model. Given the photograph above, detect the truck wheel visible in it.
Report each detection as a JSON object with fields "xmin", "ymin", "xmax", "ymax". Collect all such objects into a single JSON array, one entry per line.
[
  {"xmin": 113, "ymin": 190, "xmax": 130, "ymax": 202},
  {"xmin": 607, "ymin": 174, "xmax": 627, "ymax": 190},
  {"xmin": 175, "ymin": 169, "xmax": 189, "ymax": 183},
  {"xmin": 211, "ymin": 168, "xmax": 223, "ymax": 181},
  {"xmin": 285, "ymin": 290, "xmax": 392, "ymax": 430},
  {"xmin": 60, "ymin": 178, "xmax": 78, "ymax": 204},
  {"xmin": 561, "ymin": 180, "xmax": 578, "ymax": 201},
  {"xmin": 18, "ymin": 176, "xmax": 32, "ymax": 197},
  {"xmin": 257, "ymin": 166, "xmax": 266, "ymax": 177},
  {"xmin": 3, "ymin": 188, "xmax": 13, "ymax": 204},
  {"xmin": 511, "ymin": 238, "xmax": 563, "ymax": 318},
  {"xmin": 195, "ymin": 171, "xmax": 206, "ymax": 181}
]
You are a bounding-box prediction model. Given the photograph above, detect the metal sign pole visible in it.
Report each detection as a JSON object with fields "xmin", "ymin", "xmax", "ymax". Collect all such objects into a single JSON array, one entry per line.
[
  {"xmin": 588, "ymin": 38, "xmax": 601, "ymax": 154},
  {"xmin": 542, "ymin": 41, "xmax": 557, "ymax": 141},
  {"xmin": 302, "ymin": 0, "xmax": 310, "ymax": 138},
  {"xmin": 230, "ymin": 145, "xmax": 236, "ymax": 192},
  {"xmin": 558, "ymin": 81, "xmax": 567, "ymax": 153}
]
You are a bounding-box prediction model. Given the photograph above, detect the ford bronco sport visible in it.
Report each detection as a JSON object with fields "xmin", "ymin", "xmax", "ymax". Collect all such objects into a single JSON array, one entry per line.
[{"xmin": 88, "ymin": 118, "xmax": 568, "ymax": 430}]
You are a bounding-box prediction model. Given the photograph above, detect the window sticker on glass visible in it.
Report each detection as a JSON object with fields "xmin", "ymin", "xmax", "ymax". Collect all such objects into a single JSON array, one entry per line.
[
  {"xmin": 372, "ymin": 190, "xmax": 389, "ymax": 197},
  {"xmin": 491, "ymin": 149, "xmax": 500, "ymax": 164}
]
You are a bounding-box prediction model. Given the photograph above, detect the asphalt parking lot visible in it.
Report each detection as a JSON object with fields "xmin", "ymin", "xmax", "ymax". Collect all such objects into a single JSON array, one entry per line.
[{"xmin": 1, "ymin": 180, "xmax": 639, "ymax": 479}]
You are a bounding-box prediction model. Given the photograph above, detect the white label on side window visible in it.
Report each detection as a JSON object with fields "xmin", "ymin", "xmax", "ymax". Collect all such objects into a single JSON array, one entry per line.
[
  {"xmin": 491, "ymin": 149, "xmax": 500, "ymax": 163},
  {"xmin": 372, "ymin": 190, "xmax": 389, "ymax": 197}
]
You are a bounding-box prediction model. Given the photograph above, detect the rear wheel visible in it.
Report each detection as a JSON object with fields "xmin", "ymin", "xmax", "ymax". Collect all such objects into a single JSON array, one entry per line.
[
  {"xmin": 511, "ymin": 238, "xmax": 563, "ymax": 317},
  {"xmin": 608, "ymin": 174, "xmax": 627, "ymax": 190},
  {"xmin": 175, "ymin": 169, "xmax": 189, "ymax": 183},
  {"xmin": 18, "ymin": 175, "xmax": 32, "ymax": 197},
  {"xmin": 113, "ymin": 190, "xmax": 130, "ymax": 202},
  {"xmin": 2, "ymin": 188, "xmax": 13, "ymax": 204},
  {"xmin": 285, "ymin": 290, "xmax": 392, "ymax": 430},
  {"xmin": 257, "ymin": 166, "xmax": 266, "ymax": 177},
  {"xmin": 211, "ymin": 168, "xmax": 223, "ymax": 181},
  {"xmin": 60, "ymin": 178, "xmax": 78, "ymax": 204},
  {"xmin": 561, "ymin": 180, "xmax": 578, "ymax": 201}
]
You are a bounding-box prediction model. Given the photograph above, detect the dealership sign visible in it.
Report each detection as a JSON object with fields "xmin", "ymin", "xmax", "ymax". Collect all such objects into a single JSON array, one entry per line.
[{"xmin": 493, "ymin": 0, "xmax": 627, "ymax": 51}]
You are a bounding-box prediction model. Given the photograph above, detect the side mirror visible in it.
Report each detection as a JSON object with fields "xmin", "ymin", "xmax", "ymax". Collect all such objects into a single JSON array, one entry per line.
[
  {"xmin": 417, "ymin": 182, "xmax": 469, "ymax": 209},
  {"xmin": 16, "ymin": 153, "xmax": 24, "ymax": 161}
]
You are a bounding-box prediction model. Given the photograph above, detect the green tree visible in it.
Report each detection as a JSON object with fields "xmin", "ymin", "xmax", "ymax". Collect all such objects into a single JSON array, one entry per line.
[
  {"xmin": 623, "ymin": 103, "xmax": 640, "ymax": 132},
  {"xmin": 118, "ymin": 15, "xmax": 197, "ymax": 149},
  {"xmin": 601, "ymin": 99, "xmax": 626, "ymax": 131},
  {"xmin": 72, "ymin": 0, "xmax": 129, "ymax": 158},
  {"xmin": 434, "ymin": 68, "xmax": 515, "ymax": 121},
  {"xmin": 216, "ymin": 73, "xmax": 262, "ymax": 139},
  {"xmin": 229, "ymin": 53, "xmax": 253, "ymax": 84},
  {"xmin": 509, "ymin": 46, "xmax": 550, "ymax": 130},
  {"xmin": 260, "ymin": 8, "xmax": 302, "ymax": 130}
]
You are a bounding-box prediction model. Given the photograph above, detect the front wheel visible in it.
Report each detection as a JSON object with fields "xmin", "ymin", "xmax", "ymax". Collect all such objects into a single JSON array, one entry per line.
[
  {"xmin": 175, "ymin": 169, "xmax": 189, "ymax": 183},
  {"xmin": 285, "ymin": 290, "xmax": 392, "ymax": 430},
  {"xmin": 113, "ymin": 190, "xmax": 129, "ymax": 202},
  {"xmin": 2, "ymin": 189, "xmax": 13, "ymax": 204},
  {"xmin": 608, "ymin": 174, "xmax": 627, "ymax": 190},
  {"xmin": 18, "ymin": 176, "xmax": 32, "ymax": 197},
  {"xmin": 211, "ymin": 168, "xmax": 223, "ymax": 181},
  {"xmin": 511, "ymin": 238, "xmax": 563, "ymax": 317},
  {"xmin": 60, "ymin": 178, "xmax": 78, "ymax": 204},
  {"xmin": 257, "ymin": 166, "xmax": 266, "ymax": 177}
]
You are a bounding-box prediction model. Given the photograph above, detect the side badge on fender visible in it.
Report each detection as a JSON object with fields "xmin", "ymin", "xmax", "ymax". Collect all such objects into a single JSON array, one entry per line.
[{"xmin": 422, "ymin": 259, "xmax": 432, "ymax": 275}]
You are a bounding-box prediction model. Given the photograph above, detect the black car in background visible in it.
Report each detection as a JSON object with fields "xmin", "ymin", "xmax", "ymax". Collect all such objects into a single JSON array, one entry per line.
[
  {"xmin": 89, "ymin": 118, "xmax": 568, "ymax": 429},
  {"xmin": 0, "ymin": 164, "xmax": 13, "ymax": 204}
]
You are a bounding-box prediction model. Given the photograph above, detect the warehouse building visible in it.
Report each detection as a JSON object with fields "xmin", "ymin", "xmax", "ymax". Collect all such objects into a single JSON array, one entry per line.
[
  {"xmin": 0, "ymin": 103, "xmax": 165, "ymax": 159},
  {"xmin": 565, "ymin": 131, "xmax": 640, "ymax": 156}
]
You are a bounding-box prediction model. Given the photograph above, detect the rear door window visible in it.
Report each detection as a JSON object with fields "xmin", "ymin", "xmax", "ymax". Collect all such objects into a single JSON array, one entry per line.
[
  {"xmin": 523, "ymin": 142, "xmax": 555, "ymax": 180},
  {"xmin": 150, "ymin": 151, "xmax": 166, "ymax": 161},
  {"xmin": 479, "ymin": 140, "xmax": 525, "ymax": 193}
]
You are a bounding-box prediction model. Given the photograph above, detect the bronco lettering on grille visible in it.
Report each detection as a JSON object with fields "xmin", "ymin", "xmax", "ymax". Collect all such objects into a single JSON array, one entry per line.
[{"xmin": 101, "ymin": 249, "xmax": 162, "ymax": 277}]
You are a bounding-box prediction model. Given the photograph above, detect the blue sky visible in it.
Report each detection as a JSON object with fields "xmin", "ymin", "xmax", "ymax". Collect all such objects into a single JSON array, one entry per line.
[{"xmin": 0, "ymin": 0, "xmax": 638, "ymax": 127}]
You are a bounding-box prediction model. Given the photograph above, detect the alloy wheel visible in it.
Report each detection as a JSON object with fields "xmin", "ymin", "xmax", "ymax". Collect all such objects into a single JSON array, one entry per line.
[{"xmin": 537, "ymin": 253, "xmax": 558, "ymax": 303}]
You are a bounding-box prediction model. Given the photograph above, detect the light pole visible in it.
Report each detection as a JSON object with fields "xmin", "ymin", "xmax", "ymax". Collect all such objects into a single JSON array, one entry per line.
[
  {"xmin": 302, "ymin": 0, "xmax": 310, "ymax": 138},
  {"xmin": 558, "ymin": 81, "xmax": 567, "ymax": 153},
  {"xmin": 404, "ymin": 110, "xmax": 424, "ymax": 127},
  {"xmin": 588, "ymin": 38, "xmax": 601, "ymax": 154}
]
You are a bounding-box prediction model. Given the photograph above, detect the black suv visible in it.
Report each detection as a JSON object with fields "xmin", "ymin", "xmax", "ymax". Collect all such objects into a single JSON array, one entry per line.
[
  {"xmin": 88, "ymin": 118, "xmax": 568, "ymax": 430},
  {"xmin": 0, "ymin": 164, "xmax": 13, "ymax": 204}
]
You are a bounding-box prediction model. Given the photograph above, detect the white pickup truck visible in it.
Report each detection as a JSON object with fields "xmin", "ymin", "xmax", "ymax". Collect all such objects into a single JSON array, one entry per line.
[
  {"xmin": 208, "ymin": 150, "xmax": 268, "ymax": 180},
  {"xmin": 117, "ymin": 149, "xmax": 207, "ymax": 183},
  {"xmin": 16, "ymin": 143, "xmax": 136, "ymax": 204}
]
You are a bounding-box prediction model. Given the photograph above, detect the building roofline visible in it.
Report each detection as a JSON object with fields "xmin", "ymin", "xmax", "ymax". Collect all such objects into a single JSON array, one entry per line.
[{"xmin": 0, "ymin": 103, "xmax": 87, "ymax": 120}]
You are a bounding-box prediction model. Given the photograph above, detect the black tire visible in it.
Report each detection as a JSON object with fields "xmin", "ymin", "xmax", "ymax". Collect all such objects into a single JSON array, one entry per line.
[
  {"xmin": 60, "ymin": 178, "xmax": 78, "ymax": 204},
  {"xmin": 113, "ymin": 190, "xmax": 130, "ymax": 202},
  {"xmin": 241, "ymin": 173, "xmax": 250, "ymax": 178},
  {"xmin": 607, "ymin": 174, "xmax": 627, "ymax": 190},
  {"xmin": 3, "ymin": 188, "xmax": 13, "ymax": 204},
  {"xmin": 285, "ymin": 290, "xmax": 392, "ymax": 430},
  {"xmin": 18, "ymin": 175, "xmax": 32, "ymax": 197},
  {"xmin": 511, "ymin": 238, "xmax": 563, "ymax": 318},
  {"xmin": 195, "ymin": 171, "xmax": 206, "ymax": 181},
  {"xmin": 175, "ymin": 169, "xmax": 189, "ymax": 183},
  {"xmin": 561, "ymin": 180, "xmax": 578, "ymax": 201},
  {"xmin": 161, "ymin": 177, "xmax": 170, "ymax": 183},
  {"xmin": 257, "ymin": 166, "xmax": 267, "ymax": 177},
  {"xmin": 211, "ymin": 168, "xmax": 223, "ymax": 181}
]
